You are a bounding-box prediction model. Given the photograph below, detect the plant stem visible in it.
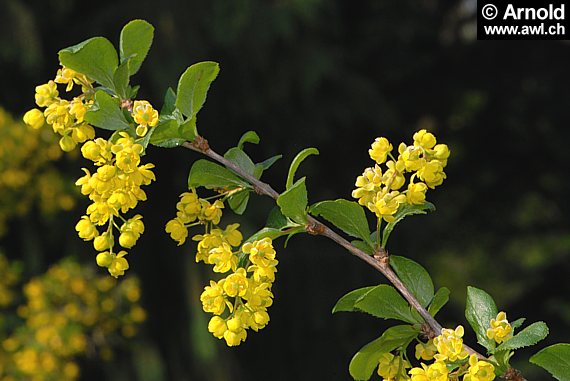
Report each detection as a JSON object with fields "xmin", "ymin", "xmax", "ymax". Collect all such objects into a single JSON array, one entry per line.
[{"xmin": 182, "ymin": 138, "xmax": 488, "ymax": 361}]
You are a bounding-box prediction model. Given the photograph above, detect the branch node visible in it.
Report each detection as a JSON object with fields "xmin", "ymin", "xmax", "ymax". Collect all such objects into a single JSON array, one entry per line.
[
  {"xmin": 120, "ymin": 99, "xmax": 134, "ymax": 112},
  {"xmin": 306, "ymin": 221, "xmax": 325, "ymax": 235},
  {"xmin": 504, "ymin": 368, "xmax": 526, "ymax": 381},
  {"xmin": 253, "ymin": 185, "xmax": 265, "ymax": 195},
  {"xmin": 191, "ymin": 135, "xmax": 210, "ymax": 152},
  {"xmin": 420, "ymin": 323, "xmax": 437, "ymax": 340},
  {"xmin": 373, "ymin": 248, "xmax": 389, "ymax": 265}
]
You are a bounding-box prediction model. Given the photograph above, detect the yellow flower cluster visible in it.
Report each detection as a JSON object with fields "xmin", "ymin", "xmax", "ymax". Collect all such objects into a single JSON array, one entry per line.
[
  {"xmin": 0, "ymin": 258, "xmax": 145, "ymax": 381},
  {"xmin": 0, "ymin": 107, "xmax": 75, "ymax": 236},
  {"xmin": 24, "ymin": 67, "xmax": 96, "ymax": 152},
  {"xmin": 486, "ymin": 312, "xmax": 512, "ymax": 344},
  {"xmin": 166, "ymin": 190, "xmax": 278, "ymax": 346},
  {"xmin": 407, "ymin": 326, "xmax": 495, "ymax": 381},
  {"xmin": 352, "ymin": 130, "xmax": 450, "ymax": 222},
  {"xmin": 75, "ymin": 132, "xmax": 155, "ymax": 277}
]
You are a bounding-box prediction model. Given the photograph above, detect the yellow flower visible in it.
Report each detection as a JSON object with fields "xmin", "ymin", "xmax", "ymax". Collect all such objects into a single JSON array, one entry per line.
[
  {"xmin": 35, "ymin": 81, "xmax": 59, "ymax": 107},
  {"xmin": 208, "ymin": 316, "xmax": 227, "ymax": 338},
  {"xmin": 223, "ymin": 325, "xmax": 247, "ymax": 346},
  {"xmin": 486, "ymin": 311, "xmax": 512, "ymax": 344},
  {"xmin": 433, "ymin": 325, "xmax": 469, "ymax": 362},
  {"xmin": 464, "ymin": 354, "xmax": 495, "ymax": 381},
  {"xmin": 223, "ymin": 268, "xmax": 248, "ymax": 297},
  {"xmin": 200, "ymin": 199, "xmax": 224, "ymax": 224},
  {"xmin": 415, "ymin": 340, "xmax": 437, "ymax": 361},
  {"xmin": 409, "ymin": 361, "xmax": 448, "ymax": 381},
  {"xmin": 407, "ymin": 182, "xmax": 428, "ymax": 205},
  {"xmin": 75, "ymin": 216, "xmax": 99, "ymax": 241},
  {"xmin": 93, "ymin": 231, "xmax": 113, "ymax": 251},
  {"xmin": 23, "ymin": 108, "xmax": 45, "ymax": 129},
  {"xmin": 383, "ymin": 160, "xmax": 406, "ymax": 190},
  {"xmin": 108, "ymin": 251, "xmax": 129, "ymax": 278},
  {"xmin": 222, "ymin": 223, "xmax": 243, "ymax": 247},
  {"xmin": 247, "ymin": 260, "xmax": 278, "ymax": 283},
  {"xmin": 417, "ymin": 160, "xmax": 446, "ymax": 189},
  {"xmin": 176, "ymin": 191, "xmax": 202, "ymax": 223},
  {"xmin": 207, "ymin": 242, "xmax": 238, "ymax": 273},
  {"xmin": 377, "ymin": 352, "xmax": 411, "ymax": 380},
  {"xmin": 132, "ymin": 100, "xmax": 159, "ymax": 136},
  {"xmin": 413, "ymin": 129, "xmax": 437, "ymax": 149},
  {"xmin": 352, "ymin": 165, "xmax": 383, "ymax": 208},
  {"xmin": 193, "ymin": 230, "xmax": 224, "ymax": 263},
  {"xmin": 369, "ymin": 137, "xmax": 393, "ymax": 164},
  {"xmin": 242, "ymin": 237, "xmax": 276, "ymax": 267},
  {"xmin": 165, "ymin": 218, "xmax": 188, "ymax": 245},
  {"xmin": 373, "ymin": 191, "xmax": 406, "ymax": 222},
  {"xmin": 201, "ymin": 280, "xmax": 227, "ymax": 315},
  {"xmin": 399, "ymin": 144, "xmax": 426, "ymax": 172}
]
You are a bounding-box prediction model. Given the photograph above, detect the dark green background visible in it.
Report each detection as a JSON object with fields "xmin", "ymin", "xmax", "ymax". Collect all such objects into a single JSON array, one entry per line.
[{"xmin": 1, "ymin": 0, "xmax": 569, "ymax": 379}]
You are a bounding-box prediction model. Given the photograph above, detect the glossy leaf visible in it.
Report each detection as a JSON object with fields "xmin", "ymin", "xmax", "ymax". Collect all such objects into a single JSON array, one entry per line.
[
  {"xmin": 266, "ymin": 207, "xmax": 290, "ymax": 229},
  {"xmin": 310, "ymin": 199, "xmax": 372, "ymax": 245},
  {"xmin": 390, "ymin": 256, "xmax": 434, "ymax": 308},
  {"xmin": 176, "ymin": 61, "xmax": 220, "ymax": 120},
  {"xmin": 149, "ymin": 120, "xmax": 184, "ymax": 148},
  {"xmin": 188, "ymin": 159, "xmax": 249, "ymax": 190},
  {"xmin": 349, "ymin": 325, "xmax": 419, "ymax": 381},
  {"xmin": 428, "ymin": 287, "xmax": 450, "ymax": 317},
  {"xmin": 237, "ymin": 130, "xmax": 260, "ymax": 149},
  {"xmin": 381, "ymin": 202, "xmax": 435, "ymax": 247},
  {"xmin": 465, "ymin": 286, "xmax": 497, "ymax": 352},
  {"xmin": 227, "ymin": 190, "xmax": 250, "ymax": 215},
  {"xmin": 530, "ymin": 343, "xmax": 570, "ymax": 381},
  {"xmin": 84, "ymin": 90, "xmax": 130, "ymax": 131},
  {"xmin": 119, "ymin": 19, "xmax": 154, "ymax": 75},
  {"xmin": 286, "ymin": 147, "xmax": 319, "ymax": 189},
  {"xmin": 354, "ymin": 284, "xmax": 420, "ymax": 324},
  {"xmin": 277, "ymin": 177, "xmax": 308, "ymax": 224},
  {"xmin": 59, "ymin": 37, "xmax": 118, "ymax": 89},
  {"xmin": 332, "ymin": 286, "xmax": 375, "ymax": 313},
  {"xmin": 495, "ymin": 321, "xmax": 549, "ymax": 353}
]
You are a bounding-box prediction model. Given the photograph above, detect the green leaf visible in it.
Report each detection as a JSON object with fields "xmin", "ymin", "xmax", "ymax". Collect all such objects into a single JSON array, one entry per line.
[
  {"xmin": 351, "ymin": 240, "xmax": 374, "ymax": 255},
  {"xmin": 179, "ymin": 118, "xmax": 198, "ymax": 141},
  {"xmin": 495, "ymin": 322, "xmax": 549, "ymax": 353},
  {"xmin": 381, "ymin": 202, "xmax": 435, "ymax": 247},
  {"xmin": 286, "ymin": 147, "xmax": 319, "ymax": 189},
  {"xmin": 465, "ymin": 286, "xmax": 498, "ymax": 352},
  {"xmin": 237, "ymin": 131, "xmax": 260, "ymax": 149},
  {"xmin": 84, "ymin": 90, "xmax": 131, "ymax": 131},
  {"xmin": 113, "ymin": 61, "xmax": 130, "ymax": 99},
  {"xmin": 511, "ymin": 318, "xmax": 526, "ymax": 331},
  {"xmin": 390, "ymin": 256, "xmax": 434, "ymax": 308},
  {"xmin": 266, "ymin": 207, "xmax": 290, "ymax": 229},
  {"xmin": 149, "ymin": 119, "xmax": 184, "ymax": 148},
  {"xmin": 227, "ymin": 190, "xmax": 250, "ymax": 215},
  {"xmin": 530, "ymin": 343, "xmax": 570, "ymax": 381},
  {"xmin": 224, "ymin": 148, "xmax": 256, "ymax": 175},
  {"xmin": 59, "ymin": 37, "xmax": 118, "ymax": 89},
  {"xmin": 176, "ymin": 61, "xmax": 220, "ymax": 120},
  {"xmin": 349, "ymin": 325, "xmax": 419, "ymax": 381},
  {"xmin": 188, "ymin": 160, "xmax": 250, "ymax": 190},
  {"xmin": 354, "ymin": 284, "xmax": 420, "ymax": 324},
  {"xmin": 332, "ymin": 286, "xmax": 376, "ymax": 313},
  {"xmin": 428, "ymin": 287, "xmax": 450, "ymax": 317},
  {"xmin": 310, "ymin": 199, "xmax": 372, "ymax": 245},
  {"xmin": 245, "ymin": 226, "xmax": 304, "ymax": 244},
  {"xmin": 254, "ymin": 154, "xmax": 283, "ymax": 179},
  {"xmin": 277, "ymin": 177, "xmax": 308, "ymax": 224},
  {"xmin": 119, "ymin": 19, "xmax": 154, "ymax": 76},
  {"xmin": 160, "ymin": 88, "xmax": 177, "ymax": 116}
]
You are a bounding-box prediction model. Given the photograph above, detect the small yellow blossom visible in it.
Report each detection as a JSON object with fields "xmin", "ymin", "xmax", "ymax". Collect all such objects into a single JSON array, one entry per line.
[
  {"xmin": 464, "ymin": 354, "xmax": 495, "ymax": 381},
  {"xmin": 242, "ymin": 237, "xmax": 276, "ymax": 267},
  {"xmin": 223, "ymin": 268, "xmax": 248, "ymax": 298},
  {"xmin": 23, "ymin": 109, "xmax": 45, "ymax": 129},
  {"xmin": 165, "ymin": 218, "xmax": 188, "ymax": 245},
  {"xmin": 486, "ymin": 311, "xmax": 512, "ymax": 344},
  {"xmin": 132, "ymin": 100, "xmax": 159, "ymax": 136},
  {"xmin": 35, "ymin": 81, "xmax": 59, "ymax": 107},
  {"xmin": 377, "ymin": 352, "xmax": 411, "ymax": 380},
  {"xmin": 369, "ymin": 137, "xmax": 393, "ymax": 164},
  {"xmin": 413, "ymin": 129, "xmax": 437, "ymax": 149},
  {"xmin": 201, "ymin": 281, "xmax": 227, "ymax": 315},
  {"xmin": 415, "ymin": 340, "xmax": 437, "ymax": 361},
  {"xmin": 433, "ymin": 325, "xmax": 469, "ymax": 362},
  {"xmin": 407, "ymin": 182, "xmax": 428, "ymax": 205}
]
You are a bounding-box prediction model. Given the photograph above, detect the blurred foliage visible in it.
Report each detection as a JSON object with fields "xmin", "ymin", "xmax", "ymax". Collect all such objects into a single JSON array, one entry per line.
[
  {"xmin": 0, "ymin": 254, "xmax": 146, "ymax": 380},
  {"xmin": 1, "ymin": 0, "xmax": 569, "ymax": 379}
]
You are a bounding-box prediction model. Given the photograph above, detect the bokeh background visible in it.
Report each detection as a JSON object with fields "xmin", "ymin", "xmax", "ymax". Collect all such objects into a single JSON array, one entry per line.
[{"xmin": 1, "ymin": 0, "xmax": 569, "ymax": 379}]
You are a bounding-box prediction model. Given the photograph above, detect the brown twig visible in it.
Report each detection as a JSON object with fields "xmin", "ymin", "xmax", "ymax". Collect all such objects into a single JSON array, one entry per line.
[{"xmin": 181, "ymin": 137, "xmax": 492, "ymax": 362}]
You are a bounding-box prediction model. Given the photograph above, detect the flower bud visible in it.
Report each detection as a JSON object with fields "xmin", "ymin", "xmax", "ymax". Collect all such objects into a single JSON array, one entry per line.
[{"xmin": 23, "ymin": 109, "xmax": 45, "ymax": 129}]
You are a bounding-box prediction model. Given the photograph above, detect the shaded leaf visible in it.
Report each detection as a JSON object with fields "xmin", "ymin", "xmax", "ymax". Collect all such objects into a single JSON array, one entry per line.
[
  {"xmin": 224, "ymin": 148, "xmax": 255, "ymax": 175},
  {"xmin": 188, "ymin": 159, "xmax": 249, "ymax": 189},
  {"xmin": 286, "ymin": 147, "xmax": 319, "ymax": 189},
  {"xmin": 277, "ymin": 177, "xmax": 308, "ymax": 224},
  {"xmin": 228, "ymin": 190, "xmax": 250, "ymax": 215},
  {"xmin": 84, "ymin": 90, "xmax": 130, "ymax": 131},
  {"xmin": 237, "ymin": 130, "xmax": 260, "ymax": 149},
  {"xmin": 390, "ymin": 256, "xmax": 434, "ymax": 308},
  {"xmin": 465, "ymin": 286, "xmax": 497, "ymax": 352},
  {"xmin": 355, "ymin": 284, "xmax": 420, "ymax": 324},
  {"xmin": 530, "ymin": 343, "xmax": 570, "ymax": 381},
  {"xmin": 332, "ymin": 286, "xmax": 376, "ymax": 313},
  {"xmin": 428, "ymin": 287, "xmax": 450, "ymax": 317},
  {"xmin": 310, "ymin": 199, "xmax": 372, "ymax": 245}
]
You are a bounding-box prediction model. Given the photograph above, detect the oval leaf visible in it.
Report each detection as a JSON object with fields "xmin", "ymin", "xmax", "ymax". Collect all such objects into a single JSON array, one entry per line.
[
  {"xmin": 59, "ymin": 36, "xmax": 118, "ymax": 89},
  {"xmin": 332, "ymin": 286, "xmax": 376, "ymax": 313},
  {"xmin": 237, "ymin": 130, "xmax": 260, "ymax": 149},
  {"xmin": 390, "ymin": 256, "xmax": 434, "ymax": 308},
  {"xmin": 495, "ymin": 321, "xmax": 549, "ymax": 353},
  {"xmin": 530, "ymin": 343, "xmax": 570, "ymax": 381},
  {"xmin": 310, "ymin": 199, "xmax": 372, "ymax": 245},
  {"xmin": 176, "ymin": 61, "xmax": 220, "ymax": 120},
  {"xmin": 120, "ymin": 19, "xmax": 154, "ymax": 76},
  {"xmin": 428, "ymin": 287, "xmax": 450, "ymax": 317},
  {"xmin": 355, "ymin": 284, "xmax": 420, "ymax": 324},
  {"xmin": 465, "ymin": 286, "xmax": 498, "ymax": 352},
  {"xmin": 224, "ymin": 147, "xmax": 256, "ymax": 175},
  {"xmin": 286, "ymin": 147, "xmax": 319, "ymax": 189},
  {"xmin": 349, "ymin": 325, "xmax": 419, "ymax": 381},
  {"xmin": 188, "ymin": 159, "xmax": 250, "ymax": 190},
  {"xmin": 277, "ymin": 177, "xmax": 308, "ymax": 224},
  {"xmin": 84, "ymin": 90, "xmax": 131, "ymax": 131}
]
